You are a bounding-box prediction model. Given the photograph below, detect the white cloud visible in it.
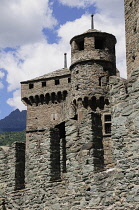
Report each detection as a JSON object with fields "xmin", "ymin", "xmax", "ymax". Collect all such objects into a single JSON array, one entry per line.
[
  {"xmin": 58, "ymin": 15, "xmax": 90, "ymax": 44},
  {"xmin": 7, "ymin": 89, "xmax": 26, "ymax": 111},
  {"xmin": 0, "ymin": 40, "xmax": 70, "ymax": 92},
  {"xmin": 0, "ymin": 0, "xmax": 57, "ymax": 48},
  {"xmin": 58, "ymin": 0, "xmax": 95, "ymax": 8}
]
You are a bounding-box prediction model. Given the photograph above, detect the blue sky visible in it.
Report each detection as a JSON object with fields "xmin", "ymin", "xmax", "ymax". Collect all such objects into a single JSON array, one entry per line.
[{"xmin": 0, "ymin": 0, "xmax": 125, "ymax": 120}]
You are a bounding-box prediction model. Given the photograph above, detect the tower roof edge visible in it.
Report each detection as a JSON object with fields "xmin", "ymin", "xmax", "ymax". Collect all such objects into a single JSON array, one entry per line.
[{"xmin": 70, "ymin": 29, "xmax": 117, "ymax": 44}]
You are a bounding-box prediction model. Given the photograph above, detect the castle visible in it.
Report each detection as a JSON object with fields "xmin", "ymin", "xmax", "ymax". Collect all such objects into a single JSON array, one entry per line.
[{"xmin": 0, "ymin": 0, "xmax": 139, "ymax": 209}]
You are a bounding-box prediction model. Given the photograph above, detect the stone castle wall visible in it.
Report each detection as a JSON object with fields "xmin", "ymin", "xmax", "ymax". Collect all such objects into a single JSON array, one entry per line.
[
  {"xmin": 125, "ymin": 0, "xmax": 139, "ymax": 77},
  {"xmin": 109, "ymin": 67, "xmax": 139, "ymax": 209},
  {"xmin": 1, "ymin": 69, "xmax": 139, "ymax": 209},
  {"xmin": 0, "ymin": 1, "xmax": 139, "ymax": 209}
]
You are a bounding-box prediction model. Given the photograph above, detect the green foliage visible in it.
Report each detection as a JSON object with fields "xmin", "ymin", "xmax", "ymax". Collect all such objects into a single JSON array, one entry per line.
[{"xmin": 0, "ymin": 130, "xmax": 26, "ymax": 146}]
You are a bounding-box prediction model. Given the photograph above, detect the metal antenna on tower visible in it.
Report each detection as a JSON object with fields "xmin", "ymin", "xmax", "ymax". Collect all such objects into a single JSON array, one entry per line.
[
  {"xmin": 91, "ymin": 14, "xmax": 94, "ymax": 29},
  {"xmin": 64, "ymin": 53, "xmax": 67, "ymax": 68}
]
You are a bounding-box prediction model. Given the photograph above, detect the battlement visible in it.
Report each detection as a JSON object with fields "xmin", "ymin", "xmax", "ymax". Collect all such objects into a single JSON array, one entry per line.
[
  {"xmin": 21, "ymin": 68, "xmax": 71, "ymax": 106},
  {"xmin": 70, "ymin": 29, "xmax": 116, "ymax": 67}
]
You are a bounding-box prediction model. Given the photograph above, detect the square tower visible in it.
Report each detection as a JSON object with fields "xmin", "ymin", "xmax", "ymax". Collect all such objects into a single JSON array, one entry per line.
[{"xmin": 125, "ymin": 0, "xmax": 139, "ymax": 77}]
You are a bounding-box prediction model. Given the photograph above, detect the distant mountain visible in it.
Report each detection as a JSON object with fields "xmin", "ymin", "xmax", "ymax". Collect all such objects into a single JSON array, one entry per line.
[{"xmin": 0, "ymin": 109, "xmax": 26, "ymax": 133}]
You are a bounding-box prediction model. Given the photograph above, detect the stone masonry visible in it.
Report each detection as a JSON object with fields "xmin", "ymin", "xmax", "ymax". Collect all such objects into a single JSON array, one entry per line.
[
  {"xmin": 125, "ymin": 0, "xmax": 139, "ymax": 78},
  {"xmin": 0, "ymin": 1, "xmax": 139, "ymax": 209}
]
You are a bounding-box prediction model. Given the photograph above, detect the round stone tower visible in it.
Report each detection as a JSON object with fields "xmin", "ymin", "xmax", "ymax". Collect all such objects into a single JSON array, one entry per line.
[
  {"xmin": 70, "ymin": 28, "xmax": 117, "ymax": 103},
  {"xmin": 69, "ymin": 24, "xmax": 117, "ymax": 169}
]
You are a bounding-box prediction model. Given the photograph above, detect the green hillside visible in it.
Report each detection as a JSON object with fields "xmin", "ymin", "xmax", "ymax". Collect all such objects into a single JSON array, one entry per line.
[{"xmin": 0, "ymin": 130, "xmax": 26, "ymax": 146}]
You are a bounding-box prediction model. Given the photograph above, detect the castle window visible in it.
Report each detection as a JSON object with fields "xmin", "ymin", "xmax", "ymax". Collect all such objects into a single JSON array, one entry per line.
[
  {"xmin": 29, "ymin": 83, "xmax": 34, "ymax": 89},
  {"xmin": 105, "ymin": 115, "xmax": 111, "ymax": 122},
  {"xmin": 134, "ymin": 27, "xmax": 136, "ymax": 33},
  {"xmin": 55, "ymin": 79, "xmax": 60, "ymax": 85},
  {"xmin": 76, "ymin": 39, "xmax": 84, "ymax": 51},
  {"xmin": 42, "ymin": 81, "xmax": 46, "ymax": 87},
  {"xmin": 103, "ymin": 114, "xmax": 111, "ymax": 135},
  {"xmin": 132, "ymin": 55, "xmax": 135, "ymax": 60},
  {"xmin": 68, "ymin": 78, "xmax": 71, "ymax": 83},
  {"xmin": 95, "ymin": 37, "xmax": 105, "ymax": 49},
  {"xmin": 105, "ymin": 123, "xmax": 111, "ymax": 134},
  {"xmin": 99, "ymin": 77, "xmax": 102, "ymax": 86},
  {"xmin": 129, "ymin": 2, "xmax": 132, "ymax": 7}
]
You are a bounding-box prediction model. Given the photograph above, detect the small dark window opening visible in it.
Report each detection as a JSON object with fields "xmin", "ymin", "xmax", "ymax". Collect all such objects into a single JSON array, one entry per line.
[
  {"xmin": 125, "ymin": 85, "xmax": 128, "ymax": 94},
  {"xmin": 95, "ymin": 37, "xmax": 105, "ymax": 49},
  {"xmin": 99, "ymin": 77, "xmax": 102, "ymax": 86},
  {"xmin": 71, "ymin": 114, "xmax": 78, "ymax": 120},
  {"xmin": 105, "ymin": 99, "xmax": 109, "ymax": 105},
  {"xmin": 76, "ymin": 70, "xmax": 79, "ymax": 74},
  {"xmin": 55, "ymin": 79, "xmax": 60, "ymax": 85},
  {"xmin": 29, "ymin": 83, "xmax": 34, "ymax": 89},
  {"xmin": 76, "ymin": 40, "xmax": 84, "ymax": 51},
  {"xmin": 134, "ymin": 27, "xmax": 136, "ymax": 33},
  {"xmin": 42, "ymin": 81, "xmax": 46, "ymax": 87},
  {"xmin": 105, "ymin": 123, "xmax": 111, "ymax": 134},
  {"xmin": 132, "ymin": 55, "xmax": 135, "ymax": 60},
  {"xmin": 68, "ymin": 78, "xmax": 71, "ymax": 83},
  {"xmin": 105, "ymin": 115, "xmax": 111, "ymax": 122},
  {"xmin": 129, "ymin": 2, "xmax": 132, "ymax": 7},
  {"xmin": 104, "ymin": 114, "xmax": 111, "ymax": 135}
]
